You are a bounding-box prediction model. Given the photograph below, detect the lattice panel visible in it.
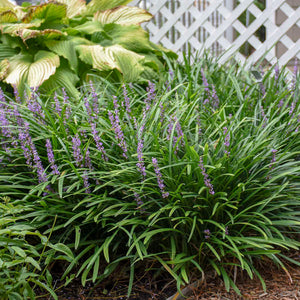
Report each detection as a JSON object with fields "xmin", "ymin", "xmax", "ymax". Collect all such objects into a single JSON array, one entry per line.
[{"xmin": 130, "ymin": 0, "xmax": 300, "ymax": 67}]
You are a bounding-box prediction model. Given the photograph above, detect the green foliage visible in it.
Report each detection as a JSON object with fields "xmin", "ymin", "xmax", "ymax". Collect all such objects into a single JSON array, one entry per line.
[
  {"xmin": 0, "ymin": 0, "xmax": 176, "ymax": 97},
  {"xmin": 0, "ymin": 197, "xmax": 73, "ymax": 299},
  {"xmin": 0, "ymin": 54, "xmax": 300, "ymax": 296}
]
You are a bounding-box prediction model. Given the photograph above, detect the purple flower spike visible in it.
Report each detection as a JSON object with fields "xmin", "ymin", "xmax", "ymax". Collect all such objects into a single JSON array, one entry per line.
[
  {"xmin": 27, "ymin": 89, "xmax": 45, "ymax": 124},
  {"xmin": 201, "ymin": 68, "xmax": 210, "ymax": 93},
  {"xmin": 84, "ymin": 147, "xmax": 93, "ymax": 170},
  {"xmin": 152, "ymin": 157, "xmax": 169, "ymax": 198},
  {"xmin": 91, "ymin": 123, "xmax": 108, "ymax": 161},
  {"xmin": 136, "ymin": 135, "xmax": 146, "ymax": 179},
  {"xmin": 46, "ymin": 139, "xmax": 60, "ymax": 175},
  {"xmin": 84, "ymin": 97, "xmax": 93, "ymax": 120},
  {"xmin": 134, "ymin": 192, "xmax": 144, "ymax": 208},
  {"xmin": 108, "ymin": 99, "xmax": 128, "ymax": 159},
  {"xmin": 199, "ymin": 157, "xmax": 214, "ymax": 195},
  {"xmin": 53, "ymin": 93, "xmax": 62, "ymax": 115},
  {"xmin": 167, "ymin": 114, "xmax": 185, "ymax": 153},
  {"xmin": 13, "ymin": 86, "xmax": 21, "ymax": 103},
  {"xmin": 72, "ymin": 134, "xmax": 83, "ymax": 167},
  {"xmin": 211, "ymin": 85, "xmax": 219, "ymax": 108},
  {"xmin": 204, "ymin": 229, "xmax": 211, "ymax": 239},
  {"xmin": 90, "ymin": 81, "xmax": 100, "ymax": 116},
  {"xmin": 145, "ymin": 81, "xmax": 156, "ymax": 110},
  {"xmin": 223, "ymin": 127, "xmax": 230, "ymax": 156},
  {"xmin": 83, "ymin": 171, "xmax": 91, "ymax": 194},
  {"xmin": 32, "ymin": 147, "xmax": 48, "ymax": 183}
]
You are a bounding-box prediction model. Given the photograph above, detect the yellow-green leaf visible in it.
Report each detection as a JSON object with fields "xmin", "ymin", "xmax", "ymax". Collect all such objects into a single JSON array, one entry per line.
[
  {"xmin": 56, "ymin": 0, "xmax": 86, "ymax": 18},
  {"xmin": 76, "ymin": 44, "xmax": 144, "ymax": 81},
  {"xmin": 22, "ymin": 2, "xmax": 67, "ymax": 23},
  {"xmin": 0, "ymin": 10, "xmax": 18, "ymax": 22},
  {"xmin": 86, "ymin": 0, "xmax": 132, "ymax": 15},
  {"xmin": 93, "ymin": 6, "xmax": 152, "ymax": 26},
  {"xmin": 0, "ymin": 20, "xmax": 43, "ymax": 34},
  {"xmin": 12, "ymin": 28, "xmax": 65, "ymax": 43},
  {"xmin": 4, "ymin": 50, "xmax": 60, "ymax": 89},
  {"xmin": 0, "ymin": 59, "xmax": 9, "ymax": 80},
  {"xmin": 77, "ymin": 44, "xmax": 119, "ymax": 71}
]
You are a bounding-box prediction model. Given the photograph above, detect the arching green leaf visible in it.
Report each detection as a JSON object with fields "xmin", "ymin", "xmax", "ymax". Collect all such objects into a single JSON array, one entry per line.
[
  {"xmin": 86, "ymin": 0, "xmax": 132, "ymax": 15},
  {"xmin": 22, "ymin": 2, "xmax": 67, "ymax": 23},
  {"xmin": 93, "ymin": 6, "xmax": 152, "ymax": 26},
  {"xmin": 45, "ymin": 40, "xmax": 78, "ymax": 71},
  {"xmin": 56, "ymin": 0, "xmax": 86, "ymax": 18},
  {"xmin": 0, "ymin": 44, "xmax": 18, "ymax": 60},
  {"xmin": 4, "ymin": 50, "xmax": 60, "ymax": 89},
  {"xmin": 41, "ymin": 62, "xmax": 79, "ymax": 98}
]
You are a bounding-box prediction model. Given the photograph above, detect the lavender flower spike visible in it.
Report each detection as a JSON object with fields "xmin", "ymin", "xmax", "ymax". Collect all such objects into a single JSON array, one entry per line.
[
  {"xmin": 152, "ymin": 157, "xmax": 169, "ymax": 198},
  {"xmin": 223, "ymin": 126, "xmax": 230, "ymax": 156},
  {"xmin": 136, "ymin": 136, "xmax": 146, "ymax": 179},
  {"xmin": 46, "ymin": 139, "xmax": 60, "ymax": 175},
  {"xmin": 199, "ymin": 157, "xmax": 214, "ymax": 195},
  {"xmin": 72, "ymin": 134, "xmax": 83, "ymax": 167}
]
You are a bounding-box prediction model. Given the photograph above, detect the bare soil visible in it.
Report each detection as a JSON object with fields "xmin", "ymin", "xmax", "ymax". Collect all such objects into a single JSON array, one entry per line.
[{"xmin": 37, "ymin": 253, "xmax": 300, "ymax": 300}]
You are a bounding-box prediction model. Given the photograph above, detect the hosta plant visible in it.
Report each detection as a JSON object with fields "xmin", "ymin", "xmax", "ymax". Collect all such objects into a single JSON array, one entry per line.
[{"xmin": 0, "ymin": 0, "xmax": 176, "ymax": 97}]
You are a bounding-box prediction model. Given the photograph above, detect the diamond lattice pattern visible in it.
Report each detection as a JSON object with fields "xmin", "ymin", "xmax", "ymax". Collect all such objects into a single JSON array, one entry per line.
[{"xmin": 130, "ymin": 0, "xmax": 300, "ymax": 67}]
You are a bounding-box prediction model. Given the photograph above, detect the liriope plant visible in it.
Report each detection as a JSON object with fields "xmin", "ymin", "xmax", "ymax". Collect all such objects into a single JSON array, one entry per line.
[{"xmin": 1, "ymin": 54, "xmax": 300, "ymax": 296}]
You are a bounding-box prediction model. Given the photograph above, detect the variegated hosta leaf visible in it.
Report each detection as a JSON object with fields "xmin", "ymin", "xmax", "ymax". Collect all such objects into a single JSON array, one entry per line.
[
  {"xmin": 0, "ymin": 0, "xmax": 15, "ymax": 9},
  {"xmin": 22, "ymin": 2, "xmax": 67, "ymax": 24},
  {"xmin": 0, "ymin": 59, "xmax": 9, "ymax": 80},
  {"xmin": 4, "ymin": 51, "xmax": 60, "ymax": 89},
  {"xmin": 93, "ymin": 6, "xmax": 152, "ymax": 26},
  {"xmin": 77, "ymin": 44, "xmax": 118, "ymax": 71},
  {"xmin": 76, "ymin": 44, "xmax": 144, "ymax": 81},
  {"xmin": 45, "ymin": 40, "xmax": 78, "ymax": 71},
  {"xmin": 86, "ymin": 0, "xmax": 132, "ymax": 15},
  {"xmin": 113, "ymin": 46, "xmax": 145, "ymax": 82},
  {"xmin": 101, "ymin": 23, "xmax": 154, "ymax": 53},
  {"xmin": 55, "ymin": 0, "xmax": 86, "ymax": 18},
  {"xmin": 13, "ymin": 28, "xmax": 65, "ymax": 43},
  {"xmin": 0, "ymin": 10, "xmax": 18, "ymax": 23},
  {"xmin": 0, "ymin": 20, "xmax": 43, "ymax": 34}
]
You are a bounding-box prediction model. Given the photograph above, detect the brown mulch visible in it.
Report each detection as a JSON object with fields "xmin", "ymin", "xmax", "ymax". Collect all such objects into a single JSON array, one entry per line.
[{"xmin": 37, "ymin": 254, "xmax": 300, "ymax": 300}]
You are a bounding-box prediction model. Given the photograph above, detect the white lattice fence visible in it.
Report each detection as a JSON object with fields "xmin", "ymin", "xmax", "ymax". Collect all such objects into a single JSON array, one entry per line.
[{"xmin": 130, "ymin": 0, "xmax": 300, "ymax": 67}]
